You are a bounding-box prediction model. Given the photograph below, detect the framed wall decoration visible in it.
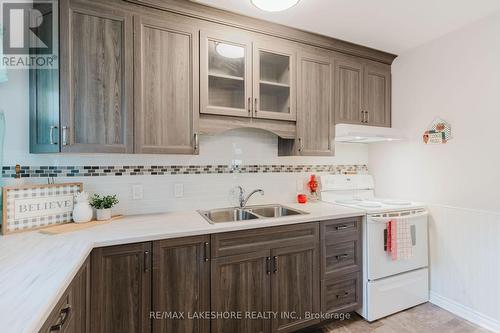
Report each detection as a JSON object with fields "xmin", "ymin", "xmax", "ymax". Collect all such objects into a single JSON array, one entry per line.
[
  {"xmin": 423, "ymin": 117, "xmax": 452, "ymax": 144},
  {"xmin": 2, "ymin": 182, "xmax": 83, "ymax": 235}
]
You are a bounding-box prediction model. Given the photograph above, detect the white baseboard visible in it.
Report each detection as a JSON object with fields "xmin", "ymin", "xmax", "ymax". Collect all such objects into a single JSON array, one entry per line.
[{"xmin": 430, "ymin": 291, "xmax": 500, "ymax": 333}]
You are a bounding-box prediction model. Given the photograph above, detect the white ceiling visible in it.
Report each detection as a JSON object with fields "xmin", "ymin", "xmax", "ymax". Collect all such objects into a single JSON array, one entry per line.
[{"xmin": 193, "ymin": 0, "xmax": 500, "ymax": 54}]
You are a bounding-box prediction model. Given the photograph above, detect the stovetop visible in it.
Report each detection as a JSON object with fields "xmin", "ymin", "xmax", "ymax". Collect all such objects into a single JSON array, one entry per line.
[{"xmin": 323, "ymin": 196, "xmax": 426, "ymax": 214}]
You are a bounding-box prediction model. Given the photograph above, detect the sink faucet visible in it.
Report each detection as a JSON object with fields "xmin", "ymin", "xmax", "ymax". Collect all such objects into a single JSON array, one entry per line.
[{"xmin": 237, "ymin": 186, "xmax": 264, "ymax": 208}]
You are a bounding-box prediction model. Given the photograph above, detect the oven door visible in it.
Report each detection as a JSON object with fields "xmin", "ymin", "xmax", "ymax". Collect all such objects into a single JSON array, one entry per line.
[{"xmin": 367, "ymin": 210, "xmax": 428, "ymax": 280}]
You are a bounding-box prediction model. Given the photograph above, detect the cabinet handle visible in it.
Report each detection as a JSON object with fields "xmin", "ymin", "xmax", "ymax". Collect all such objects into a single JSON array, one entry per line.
[
  {"xmin": 49, "ymin": 126, "xmax": 58, "ymax": 145},
  {"xmin": 254, "ymin": 98, "xmax": 258, "ymax": 114},
  {"xmin": 49, "ymin": 306, "xmax": 71, "ymax": 332},
  {"xmin": 365, "ymin": 110, "xmax": 369, "ymax": 123},
  {"xmin": 144, "ymin": 250, "xmax": 150, "ymax": 273},
  {"xmin": 248, "ymin": 97, "xmax": 251, "ymax": 115},
  {"xmin": 298, "ymin": 137, "xmax": 303, "ymax": 152},
  {"xmin": 273, "ymin": 256, "xmax": 278, "ymax": 273},
  {"xmin": 335, "ymin": 254, "xmax": 349, "ymax": 261},
  {"xmin": 193, "ymin": 133, "xmax": 199, "ymax": 151},
  {"xmin": 61, "ymin": 126, "xmax": 69, "ymax": 146},
  {"xmin": 203, "ymin": 242, "xmax": 209, "ymax": 262},
  {"xmin": 336, "ymin": 292, "xmax": 350, "ymax": 299},
  {"xmin": 335, "ymin": 224, "xmax": 352, "ymax": 231},
  {"xmin": 266, "ymin": 256, "xmax": 271, "ymax": 275}
]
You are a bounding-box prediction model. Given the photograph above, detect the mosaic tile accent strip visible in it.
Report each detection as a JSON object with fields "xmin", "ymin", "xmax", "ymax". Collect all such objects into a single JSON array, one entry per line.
[{"xmin": 2, "ymin": 164, "xmax": 368, "ymax": 178}]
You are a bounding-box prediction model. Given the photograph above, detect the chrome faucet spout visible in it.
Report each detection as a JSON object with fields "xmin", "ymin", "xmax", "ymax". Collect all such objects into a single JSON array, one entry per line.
[{"xmin": 237, "ymin": 187, "xmax": 265, "ymax": 208}]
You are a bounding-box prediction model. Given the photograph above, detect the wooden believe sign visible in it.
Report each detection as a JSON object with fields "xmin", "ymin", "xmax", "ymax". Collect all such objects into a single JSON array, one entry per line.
[{"xmin": 2, "ymin": 183, "xmax": 83, "ymax": 234}]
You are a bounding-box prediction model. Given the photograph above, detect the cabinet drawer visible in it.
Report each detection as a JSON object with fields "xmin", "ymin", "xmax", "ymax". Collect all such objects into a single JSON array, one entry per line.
[
  {"xmin": 321, "ymin": 217, "xmax": 361, "ymax": 239},
  {"xmin": 322, "ymin": 238, "xmax": 361, "ymax": 278},
  {"xmin": 321, "ymin": 272, "xmax": 361, "ymax": 314},
  {"xmin": 212, "ymin": 222, "xmax": 319, "ymax": 257}
]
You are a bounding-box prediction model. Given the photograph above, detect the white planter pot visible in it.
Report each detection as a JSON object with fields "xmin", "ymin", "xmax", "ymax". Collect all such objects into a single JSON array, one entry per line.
[
  {"xmin": 96, "ymin": 208, "xmax": 112, "ymax": 221},
  {"xmin": 73, "ymin": 203, "xmax": 93, "ymax": 223}
]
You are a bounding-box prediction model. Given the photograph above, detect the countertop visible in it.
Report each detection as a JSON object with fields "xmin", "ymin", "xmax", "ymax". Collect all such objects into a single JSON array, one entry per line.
[{"xmin": 0, "ymin": 201, "xmax": 364, "ymax": 333}]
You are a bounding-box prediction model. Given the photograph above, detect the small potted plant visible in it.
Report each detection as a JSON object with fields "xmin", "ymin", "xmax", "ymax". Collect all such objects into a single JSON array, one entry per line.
[{"xmin": 89, "ymin": 194, "xmax": 119, "ymax": 221}]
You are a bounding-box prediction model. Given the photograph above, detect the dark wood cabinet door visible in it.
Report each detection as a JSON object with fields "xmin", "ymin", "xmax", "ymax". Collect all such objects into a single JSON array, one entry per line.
[
  {"xmin": 60, "ymin": 0, "xmax": 133, "ymax": 153},
  {"xmin": 296, "ymin": 50, "xmax": 334, "ymax": 156},
  {"xmin": 211, "ymin": 250, "xmax": 271, "ymax": 333},
  {"xmin": 152, "ymin": 236, "xmax": 210, "ymax": 333},
  {"xmin": 91, "ymin": 242, "xmax": 152, "ymax": 333},
  {"xmin": 334, "ymin": 57, "xmax": 364, "ymax": 125},
  {"xmin": 29, "ymin": 4, "xmax": 59, "ymax": 153},
  {"xmin": 271, "ymin": 244, "xmax": 320, "ymax": 333},
  {"xmin": 39, "ymin": 257, "xmax": 90, "ymax": 333},
  {"xmin": 364, "ymin": 62, "xmax": 391, "ymax": 127},
  {"xmin": 134, "ymin": 14, "xmax": 199, "ymax": 154}
]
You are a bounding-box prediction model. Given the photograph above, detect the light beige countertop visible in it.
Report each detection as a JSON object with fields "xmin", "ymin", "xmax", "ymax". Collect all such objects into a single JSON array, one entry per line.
[{"xmin": 0, "ymin": 201, "xmax": 364, "ymax": 333}]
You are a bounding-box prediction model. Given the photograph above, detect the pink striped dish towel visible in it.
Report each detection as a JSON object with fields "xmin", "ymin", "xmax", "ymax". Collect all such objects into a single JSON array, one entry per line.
[{"xmin": 386, "ymin": 217, "xmax": 413, "ymax": 260}]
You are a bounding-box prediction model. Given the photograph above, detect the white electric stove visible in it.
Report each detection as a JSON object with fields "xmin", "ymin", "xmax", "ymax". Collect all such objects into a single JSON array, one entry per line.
[{"xmin": 320, "ymin": 174, "xmax": 429, "ymax": 322}]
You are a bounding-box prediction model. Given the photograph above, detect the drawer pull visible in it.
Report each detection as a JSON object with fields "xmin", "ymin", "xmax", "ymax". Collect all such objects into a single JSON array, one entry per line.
[
  {"xmin": 203, "ymin": 242, "xmax": 209, "ymax": 262},
  {"xmin": 335, "ymin": 254, "xmax": 349, "ymax": 261},
  {"xmin": 49, "ymin": 306, "xmax": 71, "ymax": 332},
  {"xmin": 144, "ymin": 251, "xmax": 150, "ymax": 273},
  {"xmin": 266, "ymin": 257, "xmax": 271, "ymax": 275},
  {"xmin": 335, "ymin": 224, "xmax": 352, "ymax": 231},
  {"xmin": 336, "ymin": 292, "xmax": 350, "ymax": 299}
]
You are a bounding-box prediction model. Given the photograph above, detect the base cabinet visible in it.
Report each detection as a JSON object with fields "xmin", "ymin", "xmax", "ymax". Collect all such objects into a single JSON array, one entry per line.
[
  {"xmin": 153, "ymin": 236, "xmax": 210, "ymax": 333},
  {"xmin": 320, "ymin": 217, "xmax": 363, "ymax": 314},
  {"xmin": 90, "ymin": 242, "xmax": 152, "ymax": 333},
  {"xmin": 211, "ymin": 223, "xmax": 320, "ymax": 333},
  {"xmin": 271, "ymin": 244, "xmax": 320, "ymax": 332},
  {"xmin": 39, "ymin": 258, "xmax": 90, "ymax": 333},
  {"xmin": 211, "ymin": 251, "xmax": 271, "ymax": 333},
  {"xmin": 42, "ymin": 219, "xmax": 363, "ymax": 333}
]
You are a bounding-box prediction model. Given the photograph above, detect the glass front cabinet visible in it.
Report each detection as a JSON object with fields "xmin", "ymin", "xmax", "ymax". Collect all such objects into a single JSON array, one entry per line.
[{"xmin": 200, "ymin": 29, "xmax": 296, "ymax": 122}]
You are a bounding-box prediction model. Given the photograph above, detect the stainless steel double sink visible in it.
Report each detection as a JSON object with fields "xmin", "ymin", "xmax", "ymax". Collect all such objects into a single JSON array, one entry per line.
[{"xmin": 199, "ymin": 204, "xmax": 308, "ymax": 224}]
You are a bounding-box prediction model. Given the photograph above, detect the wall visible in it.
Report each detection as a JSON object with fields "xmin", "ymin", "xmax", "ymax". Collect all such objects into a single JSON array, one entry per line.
[
  {"xmin": 0, "ymin": 69, "xmax": 368, "ymax": 214},
  {"xmin": 369, "ymin": 12, "xmax": 500, "ymax": 332}
]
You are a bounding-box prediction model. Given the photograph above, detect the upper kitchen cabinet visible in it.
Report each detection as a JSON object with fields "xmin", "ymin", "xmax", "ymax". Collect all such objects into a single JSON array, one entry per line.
[
  {"xmin": 200, "ymin": 27, "xmax": 296, "ymax": 122},
  {"xmin": 364, "ymin": 62, "xmax": 391, "ymax": 127},
  {"xmin": 59, "ymin": 0, "xmax": 134, "ymax": 153},
  {"xmin": 278, "ymin": 48, "xmax": 334, "ymax": 156},
  {"xmin": 200, "ymin": 28, "xmax": 252, "ymax": 118},
  {"xmin": 253, "ymin": 40, "xmax": 296, "ymax": 121},
  {"xmin": 335, "ymin": 56, "xmax": 391, "ymax": 127},
  {"xmin": 134, "ymin": 14, "xmax": 200, "ymax": 154},
  {"xmin": 29, "ymin": 2, "xmax": 59, "ymax": 153}
]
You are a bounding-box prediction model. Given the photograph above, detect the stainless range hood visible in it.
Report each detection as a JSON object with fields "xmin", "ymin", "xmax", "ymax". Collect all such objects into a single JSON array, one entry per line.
[{"xmin": 335, "ymin": 124, "xmax": 406, "ymax": 143}]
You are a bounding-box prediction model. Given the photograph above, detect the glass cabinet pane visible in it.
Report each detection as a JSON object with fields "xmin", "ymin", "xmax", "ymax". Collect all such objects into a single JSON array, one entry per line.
[
  {"xmin": 208, "ymin": 40, "xmax": 245, "ymax": 110},
  {"xmin": 259, "ymin": 51, "xmax": 291, "ymax": 114}
]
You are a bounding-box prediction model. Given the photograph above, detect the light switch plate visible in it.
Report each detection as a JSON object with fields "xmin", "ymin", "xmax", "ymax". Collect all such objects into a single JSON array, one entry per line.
[
  {"xmin": 174, "ymin": 183, "xmax": 184, "ymax": 198},
  {"xmin": 132, "ymin": 184, "xmax": 143, "ymax": 200}
]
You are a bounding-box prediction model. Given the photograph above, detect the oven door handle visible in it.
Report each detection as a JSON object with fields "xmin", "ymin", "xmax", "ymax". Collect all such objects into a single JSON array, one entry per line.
[{"xmin": 369, "ymin": 211, "xmax": 428, "ymax": 223}]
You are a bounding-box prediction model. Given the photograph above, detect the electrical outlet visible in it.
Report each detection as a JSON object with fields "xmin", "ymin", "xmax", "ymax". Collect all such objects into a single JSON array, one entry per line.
[
  {"xmin": 132, "ymin": 184, "xmax": 143, "ymax": 200},
  {"xmin": 296, "ymin": 179, "xmax": 305, "ymax": 192},
  {"xmin": 174, "ymin": 183, "xmax": 184, "ymax": 198}
]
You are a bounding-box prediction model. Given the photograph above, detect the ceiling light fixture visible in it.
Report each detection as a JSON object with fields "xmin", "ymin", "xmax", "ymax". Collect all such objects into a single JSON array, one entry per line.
[
  {"xmin": 251, "ymin": 0, "xmax": 300, "ymax": 12},
  {"xmin": 215, "ymin": 43, "xmax": 245, "ymax": 59}
]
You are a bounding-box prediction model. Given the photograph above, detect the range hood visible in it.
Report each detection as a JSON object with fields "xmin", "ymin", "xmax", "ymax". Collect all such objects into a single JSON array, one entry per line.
[{"xmin": 335, "ymin": 124, "xmax": 406, "ymax": 143}]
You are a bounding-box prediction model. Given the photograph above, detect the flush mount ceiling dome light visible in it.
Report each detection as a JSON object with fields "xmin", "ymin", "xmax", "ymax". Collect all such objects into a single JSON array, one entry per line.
[
  {"xmin": 215, "ymin": 42, "xmax": 245, "ymax": 59},
  {"xmin": 251, "ymin": 0, "xmax": 301, "ymax": 12}
]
